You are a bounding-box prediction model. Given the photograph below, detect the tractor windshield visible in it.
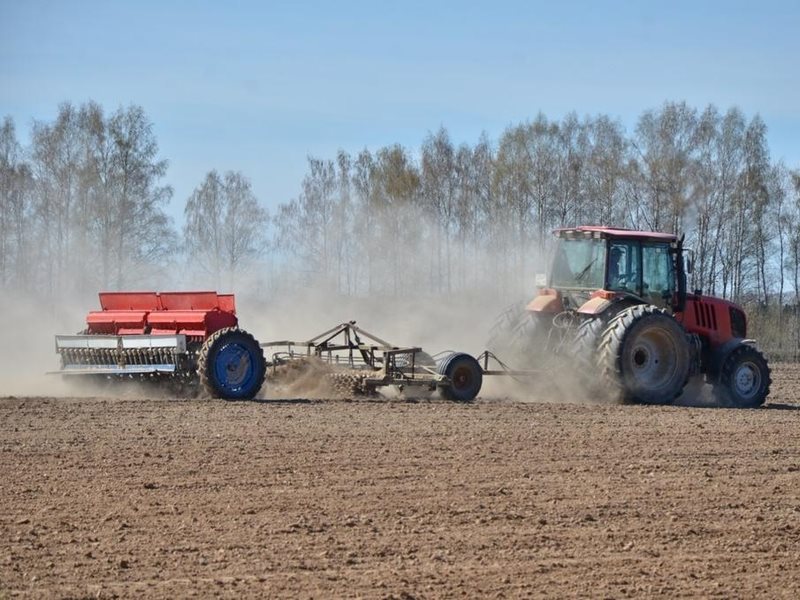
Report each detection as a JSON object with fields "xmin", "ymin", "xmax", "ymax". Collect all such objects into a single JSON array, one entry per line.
[{"xmin": 550, "ymin": 238, "xmax": 606, "ymax": 289}]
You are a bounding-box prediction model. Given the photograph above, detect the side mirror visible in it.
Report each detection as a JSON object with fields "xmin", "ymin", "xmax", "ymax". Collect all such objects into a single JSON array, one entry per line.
[{"xmin": 684, "ymin": 248, "xmax": 695, "ymax": 275}]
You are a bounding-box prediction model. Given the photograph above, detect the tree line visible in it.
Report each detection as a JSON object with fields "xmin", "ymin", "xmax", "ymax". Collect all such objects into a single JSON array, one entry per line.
[
  {"xmin": 2, "ymin": 101, "xmax": 799, "ymax": 358},
  {"xmin": 0, "ymin": 102, "xmax": 268, "ymax": 300}
]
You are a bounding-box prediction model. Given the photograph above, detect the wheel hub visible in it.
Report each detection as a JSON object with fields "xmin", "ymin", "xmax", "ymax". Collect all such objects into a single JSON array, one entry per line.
[
  {"xmin": 226, "ymin": 354, "xmax": 250, "ymax": 383},
  {"xmin": 452, "ymin": 366, "xmax": 473, "ymax": 390},
  {"xmin": 633, "ymin": 347, "xmax": 650, "ymax": 368},
  {"xmin": 733, "ymin": 361, "xmax": 760, "ymax": 399},
  {"xmin": 627, "ymin": 328, "xmax": 675, "ymax": 388},
  {"xmin": 216, "ymin": 343, "xmax": 254, "ymax": 390}
]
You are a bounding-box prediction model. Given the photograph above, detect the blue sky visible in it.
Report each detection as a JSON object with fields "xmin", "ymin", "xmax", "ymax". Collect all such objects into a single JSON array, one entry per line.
[{"xmin": 2, "ymin": 0, "xmax": 799, "ymax": 224}]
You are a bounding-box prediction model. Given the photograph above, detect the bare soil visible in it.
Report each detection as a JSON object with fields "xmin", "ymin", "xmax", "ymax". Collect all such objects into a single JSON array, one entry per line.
[{"xmin": 2, "ymin": 364, "xmax": 800, "ymax": 599}]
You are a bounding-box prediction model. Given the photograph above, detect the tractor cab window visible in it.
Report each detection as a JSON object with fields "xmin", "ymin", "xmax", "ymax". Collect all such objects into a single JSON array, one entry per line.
[
  {"xmin": 607, "ymin": 241, "xmax": 641, "ymax": 293},
  {"xmin": 550, "ymin": 237, "xmax": 605, "ymax": 289},
  {"xmin": 642, "ymin": 243, "xmax": 675, "ymax": 307}
]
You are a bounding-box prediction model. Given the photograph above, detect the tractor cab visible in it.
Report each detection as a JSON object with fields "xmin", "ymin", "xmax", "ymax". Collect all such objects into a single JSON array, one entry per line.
[{"xmin": 542, "ymin": 226, "xmax": 683, "ymax": 313}]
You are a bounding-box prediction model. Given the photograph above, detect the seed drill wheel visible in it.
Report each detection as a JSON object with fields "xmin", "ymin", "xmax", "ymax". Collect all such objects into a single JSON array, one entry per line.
[
  {"xmin": 438, "ymin": 352, "xmax": 483, "ymax": 402},
  {"xmin": 713, "ymin": 344, "xmax": 771, "ymax": 408},
  {"xmin": 597, "ymin": 305, "xmax": 690, "ymax": 405},
  {"xmin": 198, "ymin": 327, "xmax": 266, "ymax": 400}
]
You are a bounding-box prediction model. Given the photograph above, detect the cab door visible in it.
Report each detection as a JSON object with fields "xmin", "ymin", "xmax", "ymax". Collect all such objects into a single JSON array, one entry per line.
[{"xmin": 641, "ymin": 243, "xmax": 675, "ymax": 309}]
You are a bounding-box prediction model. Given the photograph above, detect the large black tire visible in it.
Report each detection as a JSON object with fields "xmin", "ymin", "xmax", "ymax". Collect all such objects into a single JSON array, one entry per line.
[
  {"xmin": 597, "ymin": 305, "xmax": 690, "ymax": 405},
  {"xmin": 570, "ymin": 316, "xmax": 608, "ymax": 395},
  {"xmin": 572, "ymin": 317, "xmax": 606, "ymax": 368},
  {"xmin": 438, "ymin": 352, "xmax": 483, "ymax": 402},
  {"xmin": 713, "ymin": 345, "xmax": 771, "ymax": 408},
  {"xmin": 198, "ymin": 327, "xmax": 266, "ymax": 400},
  {"xmin": 487, "ymin": 303, "xmax": 549, "ymax": 370}
]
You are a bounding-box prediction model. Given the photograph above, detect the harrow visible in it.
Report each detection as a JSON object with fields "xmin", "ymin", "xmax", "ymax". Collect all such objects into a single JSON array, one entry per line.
[{"xmin": 262, "ymin": 321, "xmax": 488, "ymax": 401}]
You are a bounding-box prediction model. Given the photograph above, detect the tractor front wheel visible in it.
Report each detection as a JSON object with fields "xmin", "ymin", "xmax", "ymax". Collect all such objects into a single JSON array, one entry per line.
[
  {"xmin": 713, "ymin": 345, "xmax": 771, "ymax": 408},
  {"xmin": 199, "ymin": 327, "xmax": 266, "ymax": 400}
]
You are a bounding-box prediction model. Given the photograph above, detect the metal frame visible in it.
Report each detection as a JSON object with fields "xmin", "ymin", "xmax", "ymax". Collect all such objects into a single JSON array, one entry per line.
[
  {"xmin": 53, "ymin": 334, "xmax": 188, "ymax": 376},
  {"xmin": 262, "ymin": 321, "xmax": 446, "ymax": 394},
  {"xmin": 262, "ymin": 321, "xmax": 541, "ymax": 395}
]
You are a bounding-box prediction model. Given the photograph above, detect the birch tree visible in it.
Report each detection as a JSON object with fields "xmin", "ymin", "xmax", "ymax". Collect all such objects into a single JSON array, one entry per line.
[{"xmin": 184, "ymin": 170, "xmax": 268, "ymax": 288}]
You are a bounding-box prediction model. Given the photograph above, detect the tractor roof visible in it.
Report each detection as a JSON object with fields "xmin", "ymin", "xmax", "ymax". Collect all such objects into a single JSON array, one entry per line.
[{"xmin": 554, "ymin": 225, "xmax": 677, "ymax": 243}]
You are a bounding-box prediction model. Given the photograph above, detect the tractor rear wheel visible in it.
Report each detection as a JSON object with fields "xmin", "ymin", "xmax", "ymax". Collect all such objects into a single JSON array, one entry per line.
[
  {"xmin": 597, "ymin": 305, "xmax": 690, "ymax": 404},
  {"xmin": 438, "ymin": 352, "xmax": 483, "ymax": 402},
  {"xmin": 198, "ymin": 327, "xmax": 266, "ymax": 400},
  {"xmin": 571, "ymin": 316, "xmax": 608, "ymax": 395},
  {"xmin": 487, "ymin": 303, "xmax": 549, "ymax": 369},
  {"xmin": 572, "ymin": 317, "xmax": 607, "ymax": 370},
  {"xmin": 713, "ymin": 345, "xmax": 771, "ymax": 408}
]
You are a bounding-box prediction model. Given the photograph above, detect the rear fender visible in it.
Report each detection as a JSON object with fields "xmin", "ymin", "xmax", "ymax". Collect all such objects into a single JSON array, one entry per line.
[
  {"xmin": 577, "ymin": 292, "xmax": 642, "ymax": 317},
  {"xmin": 526, "ymin": 289, "xmax": 563, "ymax": 313},
  {"xmin": 577, "ymin": 296, "xmax": 612, "ymax": 315}
]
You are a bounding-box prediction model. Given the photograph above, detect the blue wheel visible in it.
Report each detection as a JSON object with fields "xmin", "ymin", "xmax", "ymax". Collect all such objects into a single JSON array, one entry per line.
[{"xmin": 199, "ymin": 328, "xmax": 266, "ymax": 400}]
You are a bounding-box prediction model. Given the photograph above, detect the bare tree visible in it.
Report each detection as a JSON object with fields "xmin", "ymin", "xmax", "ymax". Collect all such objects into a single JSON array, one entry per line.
[
  {"xmin": 29, "ymin": 103, "xmax": 82, "ymax": 297},
  {"xmin": 630, "ymin": 102, "xmax": 698, "ymax": 233},
  {"xmin": 332, "ymin": 151, "xmax": 357, "ymax": 295},
  {"xmin": 788, "ymin": 170, "xmax": 800, "ymax": 359},
  {"xmin": 453, "ymin": 142, "xmax": 479, "ymax": 291},
  {"xmin": 742, "ymin": 116, "xmax": 772, "ymax": 306},
  {"xmin": 711, "ymin": 108, "xmax": 747, "ymax": 298},
  {"xmin": 552, "ymin": 112, "xmax": 586, "ymax": 228},
  {"xmin": 105, "ymin": 105, "xmax": 175, "ymax": 288},
  {"xmin": 421, "ymin": 127, "xmax": 457, "ymax": 293},
  {"xmin": 184, "ymin": 170, "xmax": 269, "ymax": 289},
  {"xmin": 0, "ymin": 117, "xmax": 33, "ymax": 290},
  {"xmin": 582, "ymin": 115, "xmax": 629, "ymax": 226},
  {"xmin": 248, "ymin": 106, "xmax": 800, "ymax": 354},
  {"xmin": 470, "ymin": 134, "xmax": 500, "ymax": 289},
  {"xmin": 352, "ymin": 149, "xmax": 378, "ymax": 294},
  {"xmin": 373, "ymin": 145, "xmax": 421, "ymax": 295},
  {"xmin": 26, "ymin": 102, "xmax": 177, "ymax": 293}
]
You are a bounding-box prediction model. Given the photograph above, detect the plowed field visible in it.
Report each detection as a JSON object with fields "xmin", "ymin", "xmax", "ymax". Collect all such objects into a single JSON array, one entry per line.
[{"xmin": 2, "ymin": 365, "xmax": 800, "ymax": 598}]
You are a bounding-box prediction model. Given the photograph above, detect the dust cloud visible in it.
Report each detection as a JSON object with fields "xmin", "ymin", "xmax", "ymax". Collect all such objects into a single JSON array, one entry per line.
[
  {"xmin": 235, "ymin": 237, "xmax": 587, "ymax": 403},
  {"xmin": 0, "ymin": 291, "xmax": 87, "ymax": 396},
  {"xmin": 0, "ymin": 223, "xmax": 596, "ymax": 403}
]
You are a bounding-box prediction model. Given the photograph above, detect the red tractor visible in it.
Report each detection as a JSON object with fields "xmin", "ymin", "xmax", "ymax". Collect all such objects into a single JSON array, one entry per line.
[{"xmin": 495, "ymin": 226, "xmax": 771, "ymax": 407}]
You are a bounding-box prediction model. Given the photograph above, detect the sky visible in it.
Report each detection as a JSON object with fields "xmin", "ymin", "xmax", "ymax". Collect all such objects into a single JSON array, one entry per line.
[{"xmin": 2, "ymin": 0, "xmax": 799, "ymax": 225}]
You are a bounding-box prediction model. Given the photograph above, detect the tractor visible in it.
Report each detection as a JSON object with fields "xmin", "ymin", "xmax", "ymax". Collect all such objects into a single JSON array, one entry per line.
[{"xmin": 494, "ymin": 226, "xmax": 771, "ymax": 407}]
